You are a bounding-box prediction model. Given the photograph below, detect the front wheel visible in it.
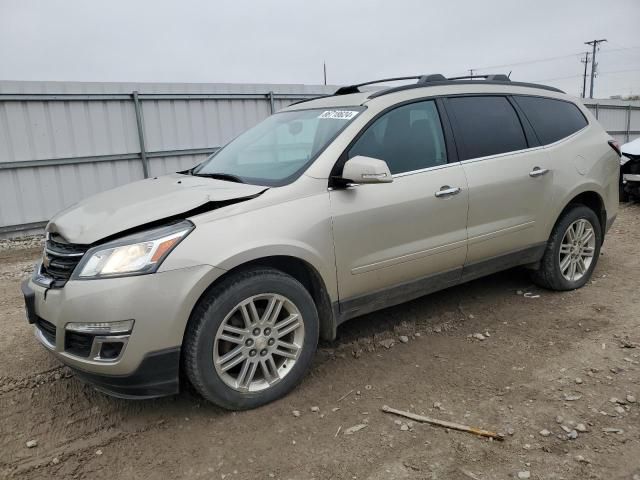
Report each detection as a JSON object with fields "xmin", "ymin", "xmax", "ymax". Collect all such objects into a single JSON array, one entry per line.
[
  {"xmin": 183, "ymin": 268, "xmax": 319, "ymax": 410},
  {"xmin": 531, "ymin": 205, "xmax": 602, "ymax": 291}
]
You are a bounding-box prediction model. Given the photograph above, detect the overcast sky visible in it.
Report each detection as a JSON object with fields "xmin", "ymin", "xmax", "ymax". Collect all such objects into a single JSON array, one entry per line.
[{"xmin": 1, "ymin": 0, "xmax": 639, "ymax": 98}]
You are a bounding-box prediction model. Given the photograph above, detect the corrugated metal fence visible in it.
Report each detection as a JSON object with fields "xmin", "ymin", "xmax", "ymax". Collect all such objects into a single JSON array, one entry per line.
[
  {"xmin": 0, "ymin": 81, "xmax": 334, "ymax": 237},
  {"xmin": 0, "ymin": 81, "xmax": 638, "ymax": 238},
  {"xmin": 583, "ymin": 99, "xmax": 640, "ymax": 144}
]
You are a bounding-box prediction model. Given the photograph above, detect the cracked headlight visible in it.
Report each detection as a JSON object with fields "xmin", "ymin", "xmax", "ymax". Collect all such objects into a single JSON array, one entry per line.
[{"xmin": 76, "ymin": 221, "xmax": 193, "ymax": 279}]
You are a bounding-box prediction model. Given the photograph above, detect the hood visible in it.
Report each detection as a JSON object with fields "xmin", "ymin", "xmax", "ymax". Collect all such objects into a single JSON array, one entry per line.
[{"xmin": 47, "ymin": 173, "xmax": 267, "ymax": 244}]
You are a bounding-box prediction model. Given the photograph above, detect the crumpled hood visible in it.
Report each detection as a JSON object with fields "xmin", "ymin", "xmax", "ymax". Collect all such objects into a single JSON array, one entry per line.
[{"xmin": 47, "ymin": 173, "xmax": 267, "ymax": 244}]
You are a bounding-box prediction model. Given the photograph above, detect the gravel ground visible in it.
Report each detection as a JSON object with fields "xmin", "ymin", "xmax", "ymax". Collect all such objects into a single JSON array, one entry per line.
[
  {"xmin": 1, "ymin": 205, "xmax": 639, "ymax": 480},
  {"xmin": 0, "ymin": 235, "xmax": 43, "ymax": 253}
]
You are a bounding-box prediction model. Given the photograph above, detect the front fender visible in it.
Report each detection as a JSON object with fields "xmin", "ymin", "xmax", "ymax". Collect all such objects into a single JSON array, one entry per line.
[
  {"xmin": 215, "ymin": 242, "xmax": 338, "ymax": 301},
  {"xmin": 163, "ymin": 190, "xmax": 338, "ymax": 302}
]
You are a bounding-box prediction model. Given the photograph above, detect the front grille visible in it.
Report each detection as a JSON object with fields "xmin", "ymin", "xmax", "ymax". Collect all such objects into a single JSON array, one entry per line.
[
  {"xmin": 35, "ymin": 317, "xmax": 56, "ymax": 345},
  {"xmin": 65, "ymin": 331, "xmax": 93, "ymax": 357},
  {"xmin": 41, "ymin": 235, "xmax": 88, "ymax": 286}
]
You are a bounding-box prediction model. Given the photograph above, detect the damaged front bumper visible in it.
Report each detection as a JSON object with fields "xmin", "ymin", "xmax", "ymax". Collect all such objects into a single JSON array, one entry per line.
[{"xmin": 22, "ymin": 263, "xmax": 224, "ymax": 399}]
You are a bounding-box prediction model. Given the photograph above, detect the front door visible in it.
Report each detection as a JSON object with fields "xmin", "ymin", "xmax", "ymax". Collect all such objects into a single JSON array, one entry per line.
[{"xmin": 329, "ymin": 99, "xmax": 469, "ymax": 318}]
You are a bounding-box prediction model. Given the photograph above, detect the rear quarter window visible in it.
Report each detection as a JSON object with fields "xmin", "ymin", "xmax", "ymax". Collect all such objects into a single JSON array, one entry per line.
[{"xmin": 513, "ymin": 96, "xmax": 588, "ymax": 145}]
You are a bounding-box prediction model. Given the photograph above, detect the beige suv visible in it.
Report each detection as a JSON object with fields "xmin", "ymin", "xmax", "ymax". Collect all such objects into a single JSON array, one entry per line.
[{"xmin": 22, "ymin": 74, "xmax": 620, "ymax": 409}]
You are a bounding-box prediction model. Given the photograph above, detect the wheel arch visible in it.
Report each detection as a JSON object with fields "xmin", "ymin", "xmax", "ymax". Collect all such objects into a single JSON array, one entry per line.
[
  {"xmin": 550, "ymin": 187, "xmax": 607, "ymax": 241},
  {"xmin": 186, "ymin": 253, "xmax": 338, "ymax": 343}
]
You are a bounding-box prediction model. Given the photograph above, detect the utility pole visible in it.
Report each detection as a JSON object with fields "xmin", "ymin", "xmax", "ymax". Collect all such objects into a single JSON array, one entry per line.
[
  {"xmin": 468, "ymin": 69, "xmax": 474, "ymax": 78},
  {"xmin": 584, "ymin": 39, "xmax": 606, "ymax": 98},
  {"xmin": 323, "ymin": 62, "xmax": 327, "ymax": 86},
  {"xmin": 580, "ymin": 52, "xmax": 590, "ymax": 98}
]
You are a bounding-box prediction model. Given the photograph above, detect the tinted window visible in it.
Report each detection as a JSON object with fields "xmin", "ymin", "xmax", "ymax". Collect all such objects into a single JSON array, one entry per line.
[
  {"xmin": 447, "ymin": 96, "xmax": 527, "ymax": 160},
  {"xmin": 349, "ymin": 100, "xmax": 447, "ymax": 174},
  {"xmin": 514, "ymin": 96, "xmax": 588, "ymax": 145}
]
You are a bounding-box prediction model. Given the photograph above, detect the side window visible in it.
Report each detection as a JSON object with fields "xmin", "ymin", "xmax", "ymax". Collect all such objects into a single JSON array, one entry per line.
[
  {"xmin": 513, "ymin": 96, "xmax": 588, "ymax": 145},
  {"xmin": 447, "ymin": 96, "xmax": 527, "ymax": 160},
  {"xmin": 348, "ymin": 100, "xmax": 447, "ymax": 175}
]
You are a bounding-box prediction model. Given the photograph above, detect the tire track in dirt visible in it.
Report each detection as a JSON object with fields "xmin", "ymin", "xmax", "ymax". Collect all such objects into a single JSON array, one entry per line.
[
  {"xmin": 1, "ymin": 206, "xmax": 639, "ymax": 479},
  {"xmin": 0, "ymin": 366, "xmax": 72, "ymax": 395}
]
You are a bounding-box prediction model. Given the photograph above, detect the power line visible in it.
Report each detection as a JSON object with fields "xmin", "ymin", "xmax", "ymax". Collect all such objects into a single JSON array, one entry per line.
[
  {"xmin": 599, "ymin": 68, "xmax": 640, "ymax": 75},
  {"xmin": 462, "ymin": 46, "xmax": 640, "ymax": 77},
  {"xmin": 599, "ymin": 42, "xmax": 640, "ymax": 61},
  {"xmin": 531, "ymin": 74, "xmax": 582, "ymax": 83},
  {"xmin": 468, "ymin": 52, "xmax": 583, "ymax": 73},
  {"xmin": 532, "ymin": 68, "xmax": 640, "ymax": 84}
]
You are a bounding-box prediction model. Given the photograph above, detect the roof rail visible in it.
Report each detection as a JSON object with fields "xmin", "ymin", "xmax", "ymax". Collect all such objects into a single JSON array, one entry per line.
[
  {"xmin": 447, "ymin": 74, "xmax": 511, "ymax": 81},
  {"xmin": 333, "ymin": 76, "xmax": 425, "ymax": 95},
  {"xmin": 289, "ymin": 75, "xmax": 430, "ymax": 106},
  {"xmin": 288, "ymin": 73, "xmax": 563, "ymax": 107},
  {"xmin": 366, "ymin": 73, "xmax": 564, "ymax": 98}
]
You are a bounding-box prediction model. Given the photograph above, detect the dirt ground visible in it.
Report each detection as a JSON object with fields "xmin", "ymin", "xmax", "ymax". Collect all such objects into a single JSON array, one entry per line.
[{"xmin": 1, "ymin": 205, "xmax": 639, "ymax": 480}]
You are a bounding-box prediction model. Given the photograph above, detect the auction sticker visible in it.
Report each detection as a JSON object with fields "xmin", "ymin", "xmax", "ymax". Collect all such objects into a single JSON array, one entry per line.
[{"xmin": 318, "ymin": 110, "xmax": 359, "ymax": 120}]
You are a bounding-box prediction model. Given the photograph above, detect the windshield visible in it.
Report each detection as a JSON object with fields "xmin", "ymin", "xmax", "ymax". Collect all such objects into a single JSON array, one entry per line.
[{"xmin": 192, "ymin": 107, "xmax": 364, "ymax": 186}]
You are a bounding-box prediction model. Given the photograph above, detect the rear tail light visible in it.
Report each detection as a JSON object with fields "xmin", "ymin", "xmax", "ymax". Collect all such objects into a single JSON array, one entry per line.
[{"xmin": 608, "ymin": 139, "xmax": 621, "ymax": 157}]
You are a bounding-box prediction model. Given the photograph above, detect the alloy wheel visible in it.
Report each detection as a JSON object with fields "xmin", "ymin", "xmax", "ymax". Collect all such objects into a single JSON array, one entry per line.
[
  {"xmin": 558, "ymin": 218, "xmax": 596, "ymax": 282},
  {"xmin": 213, "ymin": 293, "xmax": 305, "ymax": 392}
]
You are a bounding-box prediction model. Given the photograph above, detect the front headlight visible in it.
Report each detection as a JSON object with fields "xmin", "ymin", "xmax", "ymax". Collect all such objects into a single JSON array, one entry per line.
[{"xmin": 76, "ymin": 221, "xmax": 193, "ymax": 279}]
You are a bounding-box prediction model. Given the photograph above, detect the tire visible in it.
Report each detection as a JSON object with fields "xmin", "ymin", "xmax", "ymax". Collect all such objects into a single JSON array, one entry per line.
[
  {"xmin": 183, "ymin": 268, "xmax": 319, "ymax": 410},
  {"xmin": 531, "ymin": 204, "xmax": 602, "ymax": 291}
]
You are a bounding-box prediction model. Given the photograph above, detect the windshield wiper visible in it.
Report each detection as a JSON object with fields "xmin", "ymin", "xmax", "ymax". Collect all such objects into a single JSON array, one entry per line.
[{"xmin": 191, "ymin": 172, "xmax": 245, "ymax": 184}]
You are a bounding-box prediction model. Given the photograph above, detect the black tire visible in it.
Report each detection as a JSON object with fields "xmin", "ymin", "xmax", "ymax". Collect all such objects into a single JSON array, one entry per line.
[
  {"xmin": 183, "ymin": 268, "xmax": 319, "ymax": 410},
  {"xmin": 531, "ymin": 204, "xmax": 602, "ymax": 291}
]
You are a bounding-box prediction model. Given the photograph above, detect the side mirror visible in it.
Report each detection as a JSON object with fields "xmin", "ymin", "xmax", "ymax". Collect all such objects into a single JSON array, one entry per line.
[{"xmin": 340, "ymin": 155, "xmax": 393, "ymax": 185}]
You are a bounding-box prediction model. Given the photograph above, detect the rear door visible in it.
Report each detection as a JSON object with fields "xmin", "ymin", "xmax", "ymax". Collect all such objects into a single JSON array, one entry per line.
[
  {"xmin": 329, "ymin": 99, "xmax": 469, "ymax": 317},
  {"xmin": 444, "ymin": 95, "xmax": 554, "ymax": 275}
]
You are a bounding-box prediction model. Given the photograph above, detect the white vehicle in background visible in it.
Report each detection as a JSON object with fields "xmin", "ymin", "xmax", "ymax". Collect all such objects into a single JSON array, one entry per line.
[{"xmin": 620, "ymin": 138, "xmax": 640, "ymax": 201}]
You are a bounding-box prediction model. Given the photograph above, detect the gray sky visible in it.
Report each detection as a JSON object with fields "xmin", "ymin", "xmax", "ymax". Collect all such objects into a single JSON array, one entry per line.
[{"xmin": 1, "ymin": 0, "xmax": 639, "ymax": 98}]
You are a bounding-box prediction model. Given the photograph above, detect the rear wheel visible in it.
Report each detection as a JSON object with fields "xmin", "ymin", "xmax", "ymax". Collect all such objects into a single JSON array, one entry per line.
[
  {"xmin": 183, "ymin": 268, "xmax": 319, "ymax": 410},
  {"xmin": 531, "ymin": 205, "xmax": 602, "ymax": 291}
]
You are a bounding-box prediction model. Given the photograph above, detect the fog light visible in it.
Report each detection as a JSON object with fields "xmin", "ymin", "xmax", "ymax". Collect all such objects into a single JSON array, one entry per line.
[
  {"xmin": 65, "ymin": 319, "xmax": 134, "ymax": 335},
  {"xmin": 99, "ymin": 342, "xmax": 124, "ymax": 360}
]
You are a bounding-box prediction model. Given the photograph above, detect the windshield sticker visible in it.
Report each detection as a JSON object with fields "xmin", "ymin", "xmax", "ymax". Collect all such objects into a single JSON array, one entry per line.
[{"xmin": 318, "ymin": 110, "xmax": 359, "ymax": 120}]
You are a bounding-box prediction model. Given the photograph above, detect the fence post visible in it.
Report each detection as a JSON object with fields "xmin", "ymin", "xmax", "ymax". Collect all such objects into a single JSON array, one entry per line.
[
  {"xmin": 268, "ymin": 91, "xmax": 275, "ymax": 114},
  {"xmin": 626, "ymin": 105, "xmax": 632, "ymax": 143},
  {"xmin": 131, "ymin": 91, "xmax": 150, "ymax": 178}
]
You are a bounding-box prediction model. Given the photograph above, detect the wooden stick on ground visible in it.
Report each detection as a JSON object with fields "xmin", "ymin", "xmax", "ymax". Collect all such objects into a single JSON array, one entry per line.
[
  {"xmin": 337, "ymin": 389, "xmax": 354, "ymax": 402},
  {"xmin": 381, "ymin": 405, "xmax": 504, "ymax": 441}
]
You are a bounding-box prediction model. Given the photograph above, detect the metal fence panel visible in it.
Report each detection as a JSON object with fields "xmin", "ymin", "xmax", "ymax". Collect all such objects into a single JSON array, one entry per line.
[
  {"xmin": 1, "ymin": 82, "xmax": 638, "ymax": 237},
  {"xmin": 148, "ymin": 154, "xmax": 207, "ymax": 178},
  {"xmin": 590, "ymin": 105, "xmax": 628, "ymax": 131},
  {"xmin": 0, "ymin": 81, "xmax": 334, "ymax": 236},
  {"xmin": 584, "ymin": 100, "xmax": 640, "ymax": 143}
]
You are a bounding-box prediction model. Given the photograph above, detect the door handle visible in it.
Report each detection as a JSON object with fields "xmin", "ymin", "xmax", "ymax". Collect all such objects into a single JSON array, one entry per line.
[
  {"xmin": 435, "ymin": 186, "xmax": 461, "ymax": 198},
  {"xmin": 529, "ymin": 167, "xmax": 550, "ymax": 178}
]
